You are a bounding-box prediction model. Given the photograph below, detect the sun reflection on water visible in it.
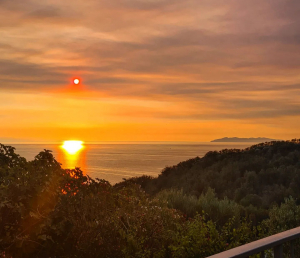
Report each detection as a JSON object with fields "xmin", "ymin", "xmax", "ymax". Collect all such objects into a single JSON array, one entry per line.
[
  {"xmin": 59, "ymin": 141, "xmax": 86, "ymax": 171},
  {"xmin": 62, "ymin": 141, "xmax": 84, "ymax": 154}
]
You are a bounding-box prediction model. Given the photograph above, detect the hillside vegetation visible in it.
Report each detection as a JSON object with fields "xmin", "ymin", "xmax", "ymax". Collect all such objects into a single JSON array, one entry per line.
[
  {"xmin": 119, "ymin": 140, "xmax": 300, "ymax": 222},
  {"xmin": 1, "ymin": 140, "xmax": 300, "ymax": 257}
]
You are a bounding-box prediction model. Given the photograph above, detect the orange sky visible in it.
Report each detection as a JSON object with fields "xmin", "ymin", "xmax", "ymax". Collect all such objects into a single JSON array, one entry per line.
[{"xmin": 1, "ymin": 0, "xmax": 300, "ymax": 142}]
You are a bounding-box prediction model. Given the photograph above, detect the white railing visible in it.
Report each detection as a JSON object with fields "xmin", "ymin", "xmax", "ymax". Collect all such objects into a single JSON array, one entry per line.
[{"xmin": 207, "ymin": 226, "xmax": 300, "ymax": 258}]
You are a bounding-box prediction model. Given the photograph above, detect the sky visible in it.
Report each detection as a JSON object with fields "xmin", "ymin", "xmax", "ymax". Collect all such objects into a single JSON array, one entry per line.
[{"xmin": 1, "ymin": 0, "xmax": 300, "ymax": 143}]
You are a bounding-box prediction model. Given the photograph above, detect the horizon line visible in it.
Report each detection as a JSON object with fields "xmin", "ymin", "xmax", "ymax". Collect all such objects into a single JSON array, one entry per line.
[{"xmin": 0, "ymin": 140, "xmax": 282, "ymax": 145}]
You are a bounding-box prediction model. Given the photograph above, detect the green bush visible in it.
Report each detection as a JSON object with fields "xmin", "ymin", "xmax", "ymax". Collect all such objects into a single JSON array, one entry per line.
[
  {"xmin": 156, "ymin": 188, "xmax": 241, "ymax": 226},
  {"xmin": 262, "ymin": 196, "xmax": 300, "ymax": 234},
  {"xmin": 170, "ymin": 215, "xmax": 258, "ymax": 258},
  {"xmin": 260, "ymin": 197, "xmax": 300, "ymax": 258}
]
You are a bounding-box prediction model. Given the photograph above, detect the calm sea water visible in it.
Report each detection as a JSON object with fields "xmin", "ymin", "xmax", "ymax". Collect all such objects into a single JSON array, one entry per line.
[{"xmin": 12, "ymin": 143, "xmax": 253, "ymax": 185}]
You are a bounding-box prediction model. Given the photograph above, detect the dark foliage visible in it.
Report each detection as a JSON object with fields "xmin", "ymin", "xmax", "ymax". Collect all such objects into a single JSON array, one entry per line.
[
  {"xmin": 0, "ymin": 144, "xmax": 260, "ymax": 258},
  {"xmin": 0, "ymin": 144, "xmax": 182, "ymax": 257},
  {"xmin": 2, "ymin": 141, "xmax": 300, "ymax": 257},
  {"xmin": 119, "ymin": 140, "xmax": 300, "ymax": 223}
]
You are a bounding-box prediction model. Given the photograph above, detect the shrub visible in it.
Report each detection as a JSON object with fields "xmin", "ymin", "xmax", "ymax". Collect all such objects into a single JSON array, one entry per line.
[
  {"xmin": 170, "ymin": 215, "xmax": 258, "ymax": 258},
  {"xmin": 0, "ymin": 144, "xmax": 185, "ymax": 258},
  {"xmin": 156, "ymin": 188, "xmax": 241, "ymax": 226}
]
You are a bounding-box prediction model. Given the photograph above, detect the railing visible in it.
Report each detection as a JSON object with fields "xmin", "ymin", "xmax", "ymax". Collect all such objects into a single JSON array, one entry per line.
[{"xmin": 207, "ymin": 227, "xmax": 300, "ymax": 258}]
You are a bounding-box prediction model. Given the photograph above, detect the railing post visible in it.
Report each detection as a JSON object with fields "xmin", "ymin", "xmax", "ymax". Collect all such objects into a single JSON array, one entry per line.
[
  {"xmin": 291, "ymin": 240, "xmax": 295, "ymax": 258},
  {"xmin": 260, "ymin": 250, "xmax": 264, "ymax": 258},
  {"xmin": 274, "ymin": 244, "xmax": 283, "ymax": 258}
]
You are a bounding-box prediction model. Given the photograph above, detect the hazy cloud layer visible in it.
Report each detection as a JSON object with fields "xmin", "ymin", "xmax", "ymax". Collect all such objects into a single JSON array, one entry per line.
[{"xmin": 1, "ymin": 0, "xmax": 300, "ymax": 140}]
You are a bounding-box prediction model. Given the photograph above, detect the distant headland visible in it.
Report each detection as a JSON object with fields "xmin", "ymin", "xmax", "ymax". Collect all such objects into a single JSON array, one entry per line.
[{"xmin": 211, "ymin": 137, "xmax": 279, "ymax": 142}]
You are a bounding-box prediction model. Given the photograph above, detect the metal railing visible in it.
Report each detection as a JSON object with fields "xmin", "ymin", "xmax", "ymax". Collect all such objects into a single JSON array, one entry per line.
[{"xmin": 207, "ymin": 226, "xmax": 300, "ymax": 258}]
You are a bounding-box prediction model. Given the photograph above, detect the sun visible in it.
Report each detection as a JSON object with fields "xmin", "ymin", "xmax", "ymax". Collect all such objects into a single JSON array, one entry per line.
[
  {"xmin": 62, "ymin": 140, "xmax": 84, "ymax": 154},
  {"xmin": 73, "ymin": 78, "xmax": 80, "ymax": 85}
]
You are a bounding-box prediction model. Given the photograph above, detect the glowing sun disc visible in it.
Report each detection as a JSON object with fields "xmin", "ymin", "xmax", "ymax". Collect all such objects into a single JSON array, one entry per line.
[
  {"xmin": 62, "ymin": 141, "xmax": 84, "ymax": 154},
  {"xmin": 73, "ymin": 78, "xmax": 80, "ymax": 85}
]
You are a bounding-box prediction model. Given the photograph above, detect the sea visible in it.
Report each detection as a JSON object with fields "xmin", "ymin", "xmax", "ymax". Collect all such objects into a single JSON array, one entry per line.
[{"xmin": 10, "ymin": 143, "xmax": 253, "ymax": 185}]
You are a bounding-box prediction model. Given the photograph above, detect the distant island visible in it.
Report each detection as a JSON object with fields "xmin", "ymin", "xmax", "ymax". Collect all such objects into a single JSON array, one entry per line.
[{"xmin": 211, "ymin": 137, "xmax": 279, "ymax": 142}]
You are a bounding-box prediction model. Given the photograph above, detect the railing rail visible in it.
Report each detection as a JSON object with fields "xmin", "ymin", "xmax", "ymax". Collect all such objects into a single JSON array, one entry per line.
[{"xmin": 206, "ymin": 226, "xmax": 300, "ymax": 258}]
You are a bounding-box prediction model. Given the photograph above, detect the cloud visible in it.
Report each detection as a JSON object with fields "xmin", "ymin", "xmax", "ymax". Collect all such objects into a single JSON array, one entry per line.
[
  {"xmin": 1, "ymin": 0, "xmax": 300, "ymax": 141},
  {"xmin": 26, "ymin": 6, "xmax": 61, "ymax": 19}
]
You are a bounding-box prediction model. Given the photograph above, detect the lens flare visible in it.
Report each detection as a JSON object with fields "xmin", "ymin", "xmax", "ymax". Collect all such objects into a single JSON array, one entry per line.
[{"xmin": 62, "ymin": 141, "xmax": 84, "ymax": 154}]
